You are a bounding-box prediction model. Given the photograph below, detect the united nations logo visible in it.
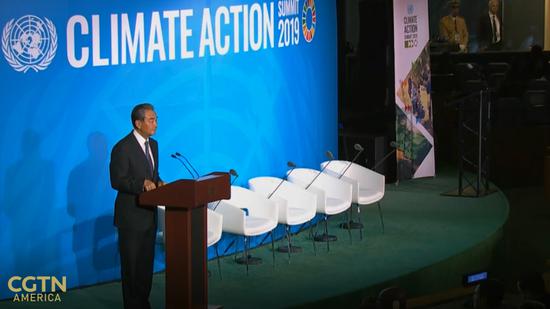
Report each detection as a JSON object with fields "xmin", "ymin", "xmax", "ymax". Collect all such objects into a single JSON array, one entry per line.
[
  {"xmin": 302, "ymin": 0, "xmax": 316, "ymax": 43},
  {"xmin": 2, "ymin": 15, "xmax": 57, "ymax": 73},
  {"xmin": 407, "ymin": 4, "xmax": 415, "ymax": 15}
]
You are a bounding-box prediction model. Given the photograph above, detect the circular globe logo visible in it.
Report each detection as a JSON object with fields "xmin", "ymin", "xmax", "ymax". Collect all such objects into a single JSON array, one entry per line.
[
  {"xmin": 2, "ymin": 15, "xmax": 57, "ymax": 73},
  {"xmin": 302, "ymin": 0, "xmax": 316, "ymax": 43}
]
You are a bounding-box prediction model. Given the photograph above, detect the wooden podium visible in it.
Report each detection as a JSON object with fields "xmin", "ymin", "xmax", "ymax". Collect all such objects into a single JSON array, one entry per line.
[{"xmin": 139, "ymin": 172, "xmax": 230, "ymax": 309}]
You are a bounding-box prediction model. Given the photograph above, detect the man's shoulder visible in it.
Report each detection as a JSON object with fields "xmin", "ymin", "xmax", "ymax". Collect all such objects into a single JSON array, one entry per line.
[{"xmin": 113, "ymin": 132, "xmax": 135, "ymax": 150}]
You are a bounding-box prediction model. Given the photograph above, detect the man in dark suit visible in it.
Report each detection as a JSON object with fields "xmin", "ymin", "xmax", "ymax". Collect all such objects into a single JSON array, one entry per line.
[
  {"xmin": 478, "ymin": 0, "xmax": 502, "ymax": 51},
  {"xmin": 110, "ymin": 103, "xmax": 164, "ymax": 309}
]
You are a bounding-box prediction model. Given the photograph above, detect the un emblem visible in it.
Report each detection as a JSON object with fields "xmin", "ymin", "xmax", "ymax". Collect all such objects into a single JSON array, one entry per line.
[{"xmin": 2, "ymin": 15, "xmax": 57, "ymax": 73}]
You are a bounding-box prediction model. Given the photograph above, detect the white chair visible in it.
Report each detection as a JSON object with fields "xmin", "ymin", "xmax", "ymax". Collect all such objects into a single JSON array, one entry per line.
[
  {"xmin": 158, "ymin": 206, "xmax": 225, "ymax": 277},
  {"xmin": 207, "ymin": 209, "xmax": 223, "ymax": 278},
  {"xmin": 321, "ymin": 160, "xmax": 385, "ymax": 238},
  {"xmin": 213, "ymin": 186, "xmax": 279, "ymax": 274},
  {"xmin": 287, "ymin": 168, "xmax": 353, "ymax": 251},
  {"xmin": 248, "ymin": 176, "xmax": 317, "ymax": 261}
]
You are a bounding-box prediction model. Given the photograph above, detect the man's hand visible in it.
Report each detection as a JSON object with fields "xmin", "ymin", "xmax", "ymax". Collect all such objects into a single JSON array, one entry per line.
[{"xmin": 143, "ymin": 179, "xmax": 157, "ymax": 191}]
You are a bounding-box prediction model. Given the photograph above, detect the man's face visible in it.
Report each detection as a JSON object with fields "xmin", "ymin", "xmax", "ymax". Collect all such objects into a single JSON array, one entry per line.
[
  {"xmin": 489, "ymin": 0, "xmax": 499, "ymax": 14},
  {"xmin": 135, "ymin": 109, "xmax": 158, "ymax": 138},
  {"xmin": 451, "ymin": 6, "xmax": 459, "ymax": 17}
]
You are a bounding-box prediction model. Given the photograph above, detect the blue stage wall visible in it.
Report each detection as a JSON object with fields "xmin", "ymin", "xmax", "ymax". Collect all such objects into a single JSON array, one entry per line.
[{"xmin": 0, "ymin": 0, "xmax": 337, "ymax": 298}]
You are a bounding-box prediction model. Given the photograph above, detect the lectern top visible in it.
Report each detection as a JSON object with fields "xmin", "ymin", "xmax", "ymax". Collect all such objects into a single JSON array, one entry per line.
[{"xmin": 139, "ymin": 172, "xmax": 230, "ymax": 209}]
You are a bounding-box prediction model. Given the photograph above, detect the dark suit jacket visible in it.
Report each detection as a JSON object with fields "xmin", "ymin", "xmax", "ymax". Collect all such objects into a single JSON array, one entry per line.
[
  {"xmin": 478, "ymin": 13, "xmax": 502, "ymax": 51},
  {"xmin": 110, "ymin": 132, "xmax": 161, "ymax": 230}
]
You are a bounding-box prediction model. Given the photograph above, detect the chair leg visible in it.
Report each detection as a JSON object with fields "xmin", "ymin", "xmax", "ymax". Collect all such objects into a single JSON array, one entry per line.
[
  {"xmin": 286, "ymin": 225, "xmax": 291, "ymax": 263},
  {"xmin": 377, "ymin": 202, "xmax": 385, "ymax": 233},
  {"xmin": 324, "ymin": 215, "xmax": 330, "ymax": 252},
  {"xmin": 347, "ymin": 208, "xmax": 353, "ymax": 244},
  {"xmin": 358, "ymin": 206, "xmax": 363, "ymax": 241},
  {"xmin": 309, "ymin": 221, "xmax": 317, "ymax": 255},
  {"xmin": 215, "ymin": 244, "xmax": 222, "ymax": 280},
  {"xmin": 244, "ymin": 236, "xmax": 249, "ymax": 275},
  {"xmin": 270, "ymin": 231, "xmax": 276, "ymax": 268}
]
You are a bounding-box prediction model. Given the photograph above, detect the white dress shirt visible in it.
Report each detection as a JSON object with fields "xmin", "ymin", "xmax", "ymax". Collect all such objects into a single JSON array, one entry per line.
[
  {"xmin": 488, "ymin": 12, "xmax": 501, "ymax": 43},
  {"xmin": 133, "ymin": 129, "xmax": 155, "ymax": 169}
]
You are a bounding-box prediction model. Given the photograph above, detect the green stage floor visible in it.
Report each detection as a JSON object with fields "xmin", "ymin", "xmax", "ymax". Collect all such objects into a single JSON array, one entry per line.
[{"xmin": 0, "ymin": 172, "xmax": 509, "ymax": 309}]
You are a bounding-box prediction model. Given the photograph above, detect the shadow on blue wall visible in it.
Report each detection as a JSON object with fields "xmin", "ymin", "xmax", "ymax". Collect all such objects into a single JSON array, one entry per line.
[
  {"xmin": 2, "ymin": 130, "xmax": 59, "ymax": 276},
  {"xmin": 66, "ymin": 132, "xmax": 119, "ymax": 286}
]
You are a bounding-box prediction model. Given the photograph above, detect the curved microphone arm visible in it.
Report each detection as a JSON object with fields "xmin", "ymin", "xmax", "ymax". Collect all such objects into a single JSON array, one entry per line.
[
  {"xmin": 268, "ymin": 161, "xmax": 297, "ymax": 199},
  {"xmin": 305, "ymin": 151, "xmax": 334, "ymax": 190},
  {"xmin": 212, "ymin": 169, "xmax": 239, "ymax": 211},
  {"xmin": 337, "ymin": 144, "xmax": 364, "ymax": 179},
  {"xmin": 171, "ymin": 154, "xmax": 195, "ymax": 179}
]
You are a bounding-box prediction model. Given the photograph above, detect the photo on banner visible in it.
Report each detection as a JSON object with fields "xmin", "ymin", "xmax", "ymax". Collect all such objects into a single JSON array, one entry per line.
[{"xmin": 393, "ymin": 0, "xmax": 435, "ymax": 179}]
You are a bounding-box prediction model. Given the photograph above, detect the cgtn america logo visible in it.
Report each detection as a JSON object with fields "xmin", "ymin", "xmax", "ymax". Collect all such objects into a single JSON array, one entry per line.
[
  {"xmin": 2, "ymin": 15, "xmax": 58, "ymax": 73},
  {"xmin": 7, "ymin": 275, "xmax": 67, "ymax": 302}
]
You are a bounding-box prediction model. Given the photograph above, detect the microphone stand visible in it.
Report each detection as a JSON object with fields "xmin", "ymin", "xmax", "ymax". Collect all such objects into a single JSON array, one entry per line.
[
  {"xmin": 175, "ymin": 152, "xmax": 200, "ymax": 179},
  {"xmin": 212, "ymin": 169, "xmax": 238, "ymax": 211},
  {"xmin": 268, "ymin": 161, "xmax": 296, "ymax": 199},
  {"xmin": 337, "ymin": 145, "xmax": 364, "ymax": 231},
  {"xmin": 171, "ymin": 154, "xmax": 195, "ymax": 179},
  {"xmin": 266, "ymin": 162, "xmax": 301, "ymax": 254},
  {"xmin": 305, "ymin": 151, "xmax": 334, "ymax": 190},
  {"xmin": 372, "ymin": 142, "xmax": 399, "ymax": 171},
  {"xmin": 336, "ymin": 144, "xmax": 364, "ymax": 179}
]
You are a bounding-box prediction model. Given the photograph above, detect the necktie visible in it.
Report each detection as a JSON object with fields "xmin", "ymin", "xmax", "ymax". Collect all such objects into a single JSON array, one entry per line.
[
  {"xmin": 144, "ymin": 140, "xmax": 154, "ymax": 177},
  {"xmin": 491, "ymin": 15, "xmax": 497, "ymax": 43}
]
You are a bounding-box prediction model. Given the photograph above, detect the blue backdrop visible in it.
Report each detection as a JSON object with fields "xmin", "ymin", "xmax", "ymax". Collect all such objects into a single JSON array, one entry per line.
[{"xmin": 0, "ymin": 0, "xmax": 337, "ymax": 298}]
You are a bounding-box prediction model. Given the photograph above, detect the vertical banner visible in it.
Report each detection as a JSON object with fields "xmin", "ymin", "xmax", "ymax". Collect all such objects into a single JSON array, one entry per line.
[{"xmin": 393, "ymin": 0, "xmax": 435, "ymax": 179}]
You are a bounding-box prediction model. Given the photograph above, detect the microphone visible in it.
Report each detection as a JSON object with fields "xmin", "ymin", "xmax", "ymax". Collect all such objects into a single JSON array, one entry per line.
[
  {"xmin": 372, "ymin": 141, "xmax": 398, "ymax": 170},
  {"xmin": 171, "ymin": 154, "xmax": 195, "ymax": 179},
  {"xmin": 336, "ymin": 143, "xmax": 364, "ymax": 179},
  {"xmin": 212, "ymin": 169, "xmax": 239, "ymax": 211},
  {"xmin": 229, "ymin": 169, "xmax": 239, "ymax": 184},
  {"xmin": 305, "ymin": 151, "xmax": 334, "ymax": 190},
  {"xmin": 175, "ymin": 152, "xmax": 199, "ymax": 179},
  {"xmin": 267, "ymin": 161, "xmax": 297, "ymax": 199}
]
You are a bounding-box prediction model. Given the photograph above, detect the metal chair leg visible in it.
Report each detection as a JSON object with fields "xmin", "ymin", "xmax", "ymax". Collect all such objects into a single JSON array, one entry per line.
[
  {"xmin": 270, "ymin": 231, "xmax": 275, "ymax": 268},
  {"xmin": 324, "ymin": 215, "xmax": 330, "ymax": 252},
  {"xmin": 377, "ymin": 202, "xmax": 385, "ymax": 233},
  {"xmin": 357, "ymin": 206, "xmax": 363, "ymax": 241},
  {"xmin": 347, "ymin": 208, "xmax": 353, "ymax": 244},
  {"xmin": 244, "ymin": 236, "xmax": 249, "ymax": 275},
  {"xmin": 215, "ymin": 244, "xmax": 222, "ymax": 280},
  {"xmin": 309, "ymin": 221, "xmax": 317, "ymax": 255},
  {"xmin": 286, "ymin": 225, "xmax": 291, "ymax": 263}
]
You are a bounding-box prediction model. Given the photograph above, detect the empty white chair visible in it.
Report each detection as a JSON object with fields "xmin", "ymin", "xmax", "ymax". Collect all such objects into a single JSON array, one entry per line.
[
  {"xmin": 248, "ymin": 176, "xmax": 317, "ymax": 260},
  {"xmin": 321, "ymin": 160, "xmax": 385, "ymax": 238},
  {"xmin": 207, "ymin": 209, "xmax": 224, "ymax": 278},
  {"xmin": 158, "ymin": 206, "xmax": 225, "ymax": 277},
  {"xmin": 213, "ymin": 186, "xmax": 278, "ymax": 274},
  {"xmin": 287, "ymin": 168, "xmax": 352, "ymax": 251}
]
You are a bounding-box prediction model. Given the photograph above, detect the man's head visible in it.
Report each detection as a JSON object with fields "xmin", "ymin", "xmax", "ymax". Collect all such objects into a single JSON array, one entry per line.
[
  {"xmin": 488, "ymin": 0, "xmax": 500, "ymax": 15},
  {"xmin": 131, "ymin": 103, "xmax": 157, "ymax": 138},
  {"xmin": 449, "ymin": 0, "xmax": 460, "ymax": 17}
]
